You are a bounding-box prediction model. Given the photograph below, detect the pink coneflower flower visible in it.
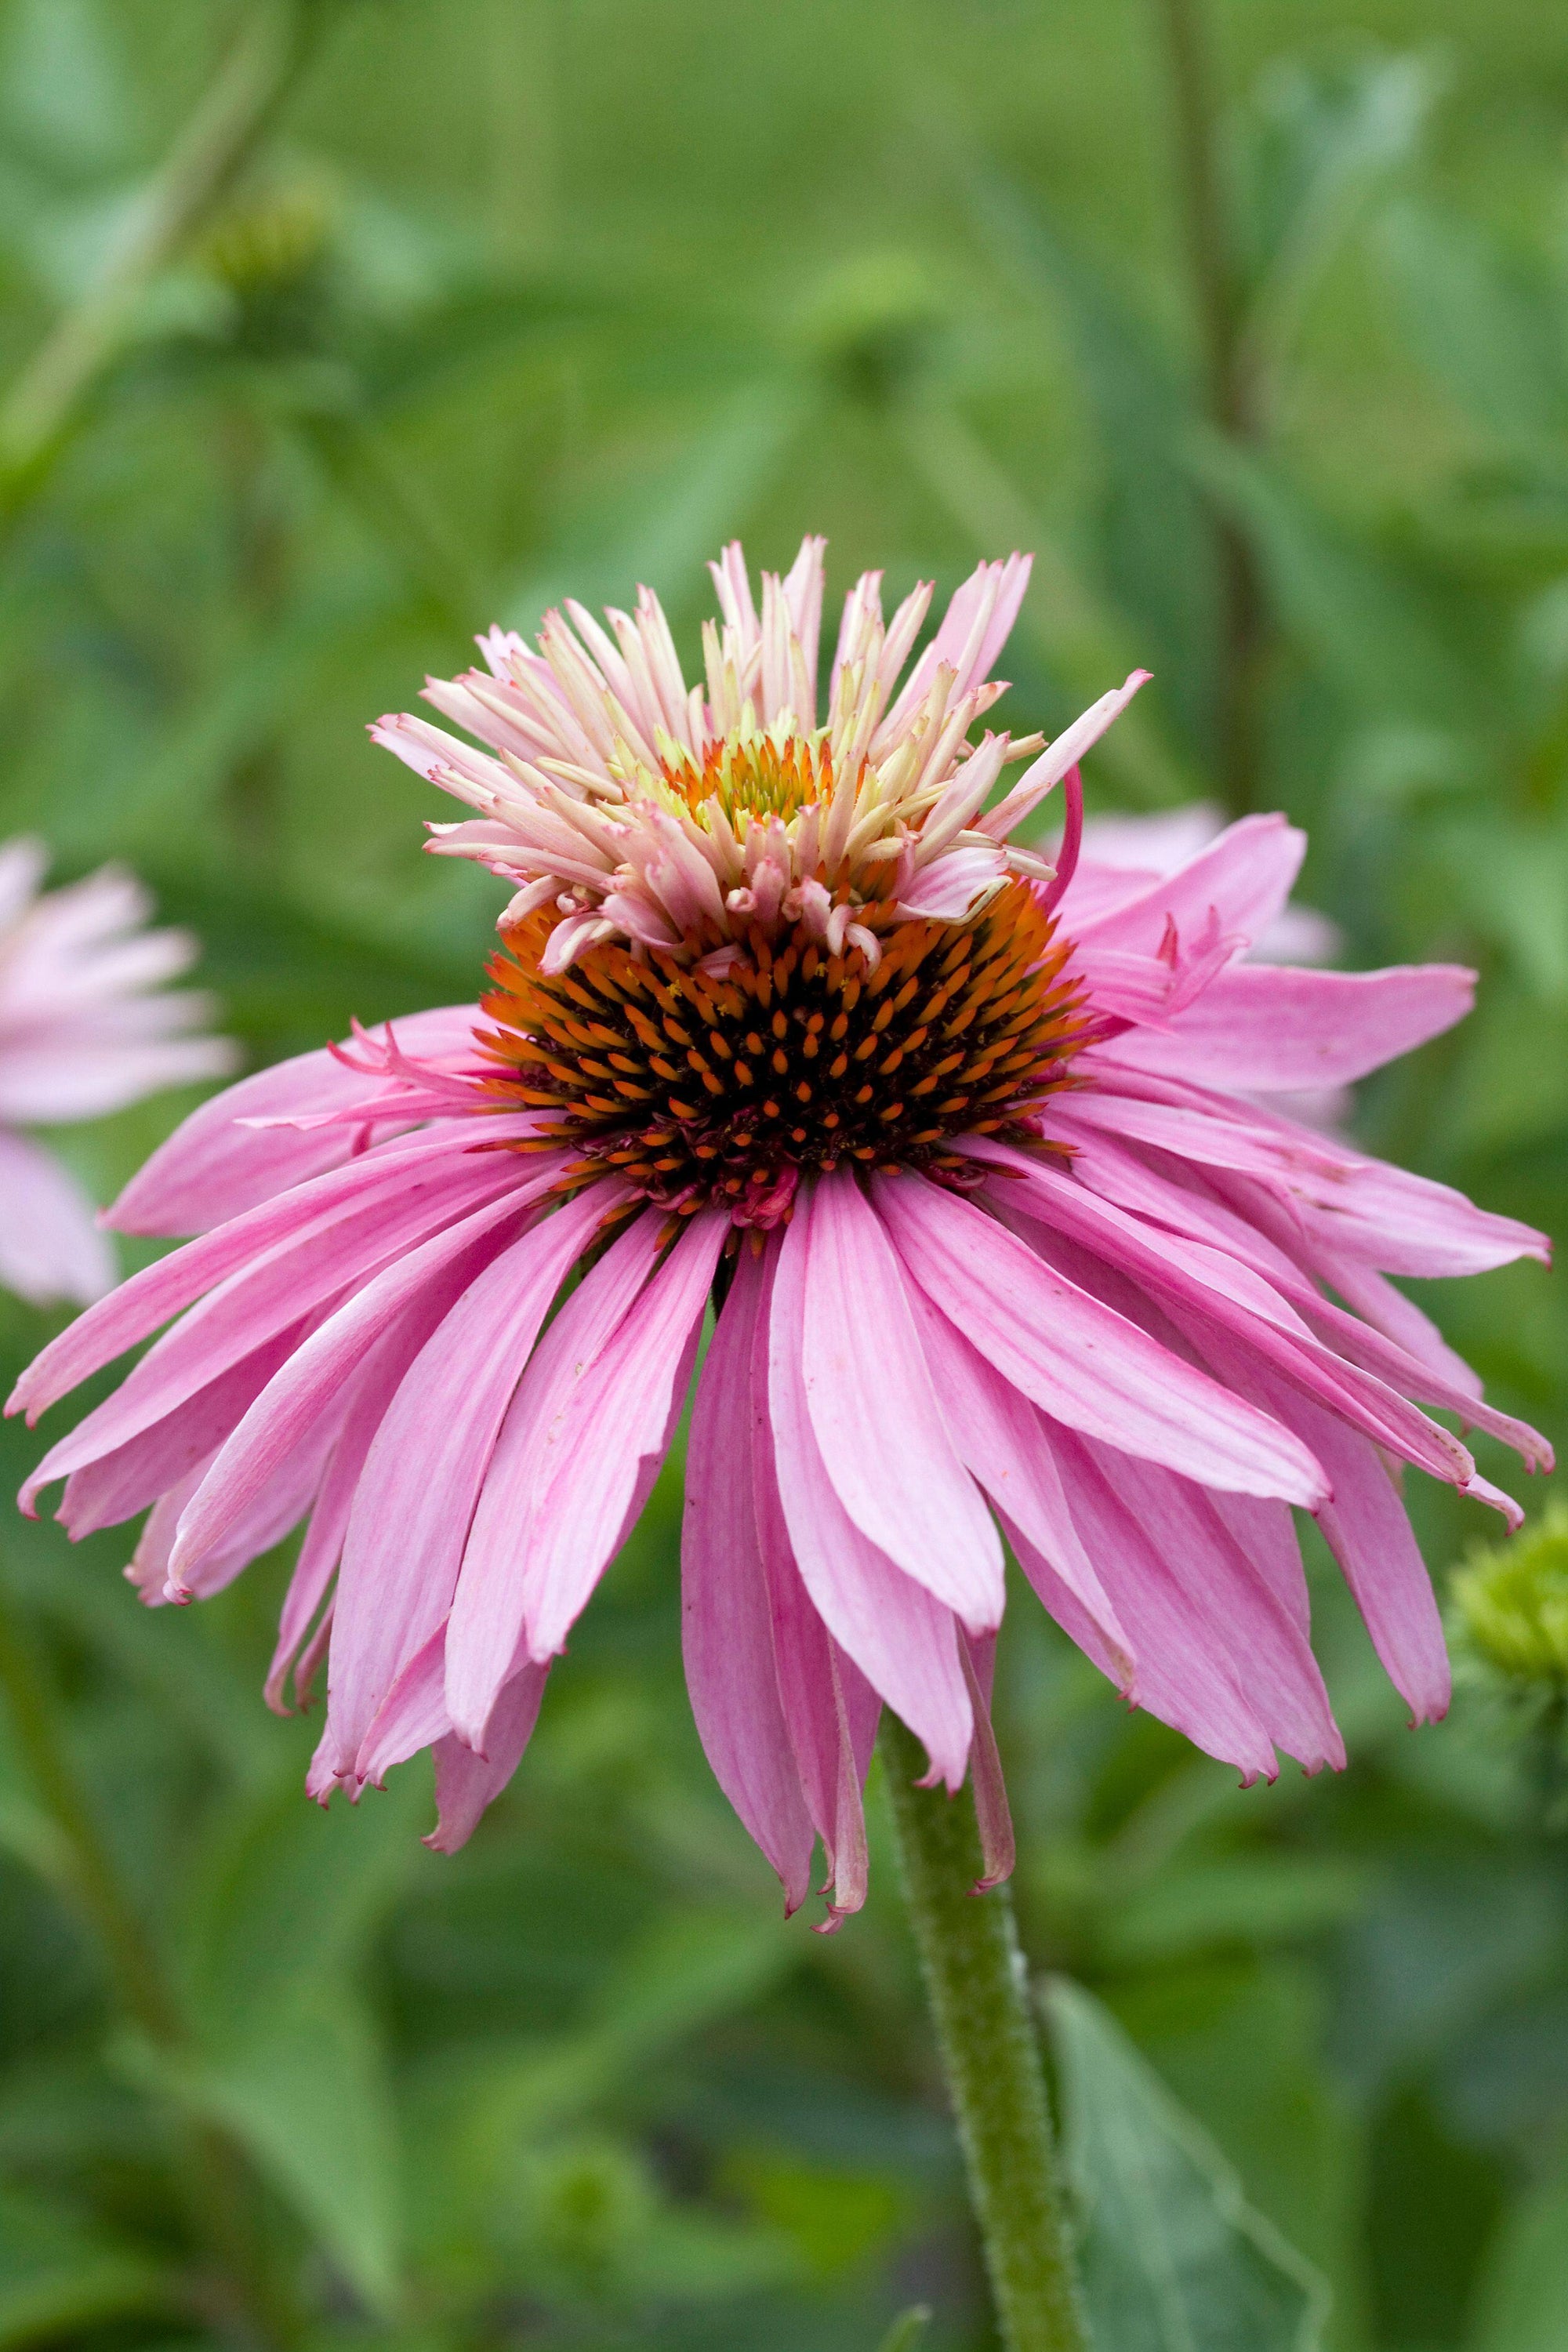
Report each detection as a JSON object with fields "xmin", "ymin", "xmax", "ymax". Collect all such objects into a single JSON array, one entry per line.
[
  {"xmin": 0, "ymin": 840, "xmax": 234, "ymax": 1308},
  {"xmin": 9, "ymin": 542, "xmax": 1553, "ymax": 1921}
]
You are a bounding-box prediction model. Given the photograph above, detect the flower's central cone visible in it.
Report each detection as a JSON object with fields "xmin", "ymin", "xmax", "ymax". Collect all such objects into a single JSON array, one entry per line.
[{"xmin": 482, "ymin": 880, "xmax": 1087, "ymax": 1224}]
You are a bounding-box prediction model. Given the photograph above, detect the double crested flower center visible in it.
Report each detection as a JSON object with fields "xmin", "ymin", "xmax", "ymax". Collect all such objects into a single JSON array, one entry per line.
[{"xmin": 482, "ymin": 869, "xmax": 1087, "ymax": 1226}]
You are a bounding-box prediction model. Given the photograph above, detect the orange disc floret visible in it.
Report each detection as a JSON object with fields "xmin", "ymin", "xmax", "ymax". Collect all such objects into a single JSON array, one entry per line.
[
  {"xmin": 666, "ymin": 732, "xmax": 834, "ymax": 825},
  {"xmin": 479, "ymin": 882, "xmax": 1090, "ymax": 1221}
]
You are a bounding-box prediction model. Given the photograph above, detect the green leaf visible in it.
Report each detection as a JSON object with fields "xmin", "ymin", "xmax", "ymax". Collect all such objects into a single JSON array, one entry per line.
[
  {"xmin": 408, "ymin": 1904, "xmax": 797, "ymax": 2256},
  {"xmin": 179, "ymin": 1759, "xmax": 428, "ymax": 2038},
  {"xmin": 1468, "ymin": 2162, "xmax": 1568, "ymax": 2350},
  {"xmin": 1240, "ymin": 50, "xmax": 1436, "ymax": 374},
  {"xmin": 970, "ymin": 168, "xmax": 1220, "ymax": 767},
  {"xmin": 155, "ymin": 1984, "xmax": 402, "ymax": 2318},
  {"xmin": 1189, "ymin": 434, "xmax": 1479, "ymax": 725},
  {"xmin": 133, "ymin": 1769, "xmax": 428, "ymax": 2311},
  {"xmin": 0, "ymin": 2187, "xmax": 173, "ymax": 2348},
  {"xmin": 1044, "ymin": 1978, "xmax": 1330, "ymax": 2352},
  {"xmin": 1380, "ymin": 201, "xmax": 1568, "ymax": 449}
]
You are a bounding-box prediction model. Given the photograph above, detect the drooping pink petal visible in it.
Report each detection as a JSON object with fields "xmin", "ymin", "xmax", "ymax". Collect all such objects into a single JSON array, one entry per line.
[
  {"xmin": 1044, "ymin": 1110, "xmax": 1546, "ymax": 1465},
  {"xmin": 175, "ymin": 1403, "xmax": 345, "ymax": 1605},
  {"xmin": 1040, "ymin": 1428, "xmax": 1281, "ymax": 1782},
  {"xmin": 56, "ymin": 1324, "xmax": 307, "ymax": 1537},
  {"xmin": 17, "ymin": 1143, "xmax": 534, "ymax": 1505},
  {"xmin": 1201, "ymin": 1341, "xmax": 1450, "ymax": 1724},
  {"xmin": 746, "ymin": 1241, "xmax": 879, "ymax": 1922},
  {"xmin": 975, "ymin": 1145, "xmax": 1477, "ymax": 1488},
  {"xmin": 107, "ymin": 1007, "xmax": 484, "ymax": 1236},
  {"xmin": 325, "ymin": 1185, "xmax": 613, "ymax": 1769},
  {"xmin": 768, "ymin": 1207, "xmax": 973, "ymax": 1790},
  {"xmin": 682, "ymin": 1243, "xmax": 816, "ymax": 1912},
  {"xmin": 1068, "ymin": 1078, "xmax": 1550, "ymax": 1278},
  {"xmin": 873, "ymin": 1173, "xmax": 1327, "ymax": 1505},
  {"xmin": 899, "ymin": 1278, "xmax": 1133, "ymax": 1681},
  {"xmin": 0, "ymin": 1131, "xmax": 114, "ymax": 1307},
  {"xmin": 8, "ymin": 1120, "xmax": 541, "ymax": 1425},
  {"xmin": 802, "ymin": 1174, "xmax": 1003, "ymax": 1632},
  {"xmin": 165, "ymin": 1175, "xmax": 562, "ymax": 1592},
  {"xmin": 428, "ymin": 1663, "xmax": 551, "ymax": 1853},
  {"xmin": 445, "ymin": 1206, "xmax": 723, "ymax": 1746},
  {"xmin": 1083, "ymin": 1441, "xmax": 1343, "ymax": 1772},
  {"xmin": 1312, "ymin": 1254, "xmax": 1483, "ymax": 1403},
  {"xmin": 513, "ymin": 1209, "xmax": 726, "ymax": 1666}
]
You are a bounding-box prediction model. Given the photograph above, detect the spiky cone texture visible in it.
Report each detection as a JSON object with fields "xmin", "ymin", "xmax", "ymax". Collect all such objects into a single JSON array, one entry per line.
[
  {"xmin": 0, "ymin": 841, "xmax": 235, "ymax": 1308},
  {"xmin": 9, "ymin": 541, "xmax": 1555, "ymax": 1921}
]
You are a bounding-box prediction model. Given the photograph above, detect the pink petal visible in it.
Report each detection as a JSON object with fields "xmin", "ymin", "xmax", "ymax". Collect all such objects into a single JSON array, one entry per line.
[
  {"xmin": 165, "ymin": 1177, "xmax": 559, "ymax": 1592},
  {"xmin": 0, "ymin": 1130, "xmax": 114, "ymax": 1307},
  {"xmin": 1107, "ymin": 960, "xmax": 1476, "ymax": 1088},
  {"xmin": 428, "ymin": 1664, "xmax": 550, "ymax": 1853},
  {"xmin": 976, "ymin": 1145, "xmax": 1475, "ymax": 1488},
  {"xmin": 802, "ymin": 1174, "xmax": 1003, "ymax": 1632},
  {"xmin": 681, "ymin": 1243, "xmax": 816, "ymax": 1911},
  {"xmin": 1083, "ymin": 1440, "xmax": 1343, "ymax": 1772},
  {"xmin": 107, "ymin": 1007, "xmax": 482, "ymax": 1236},
  {"xmin": 768, "ymin": 1205, "xmax": 973, "ymax": 1790},
  {"xmin": 56, "ymin": 1324, "xmax": 306, "ymax": 1537},
  {"xmin": 1041, "ymin": 1429, "xmax": 1280, "ymax": 1782},
  {"xmin": 513, "ymin": 1210, "xmax": 725, "ymax": 1664},
  {"xmin": 1067, "ymin": 811, "xmax": 1305, "ymax": 959},
  {"xmin": 873, "ymin": 1173, "xmax": 1327, "ymax": 1505},
  {"xmin": 960, "ymin": 1631, "xmax": 1014, "ymax": 1892},
  {"xmin": 899, "ymin": 1279, "xmax": 1133, "ymax": 1681},
  {"xmin": 9, "ymin": 1120, "xmax": 541, "ymax": 1425},
  {"xmin": 445, "ymin": 1207, "xmax": 722, "ymax": 1745},
  {"xmin": 1314, "ymin": 1254, "xmax": 1484, "ymax": 1403},
  {"xmin": 1209, "ymin": 1347, "xmax": 1450, "ymax": 1724},
  {"xmin": 17, "ymin": 1143, "xmax": 532, "ymax": 1507},
  {"xmin": 746, "ymin": 1244, "xmax": 879, "ymax": 1921},
  {"xmin": 1068, "ymin": 1080, "xmax": 1549, "ymax": 1279},
  {"xmin": 176, "ymin": 1405, "xmax": 343, "ymax": 1604},
  {"xmin": 326, "ymin": 1185, "xmax": 612, "ymax": 1769},
  {"xmin": 1046, "ymin": 1110, "xmax": 1547, "ymax": 1467}
]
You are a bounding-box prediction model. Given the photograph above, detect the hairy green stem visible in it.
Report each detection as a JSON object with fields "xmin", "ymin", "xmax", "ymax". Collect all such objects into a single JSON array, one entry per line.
[{"xmin": 880, "ymin": 1715, "xmax": 1087, "ymax": 2352}]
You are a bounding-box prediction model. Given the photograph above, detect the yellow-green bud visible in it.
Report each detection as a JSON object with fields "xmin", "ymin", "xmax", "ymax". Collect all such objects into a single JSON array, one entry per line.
[{"xmin": 1450, "ymin": 1504, "xmax": 1568, "ymax": 1690}]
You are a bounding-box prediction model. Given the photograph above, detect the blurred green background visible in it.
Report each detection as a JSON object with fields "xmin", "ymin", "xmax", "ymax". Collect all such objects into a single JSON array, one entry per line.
[{"xmin": 0, "ymin": 0, "xmax": 1566, "ymax": 2346}]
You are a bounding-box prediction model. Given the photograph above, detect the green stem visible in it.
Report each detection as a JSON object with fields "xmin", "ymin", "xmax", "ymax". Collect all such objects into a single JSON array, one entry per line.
[
  {"xmin": 0, "ymin": 1, "xmax": 331, "ymax": 527},
  {"xmin": 880, "ymin": 1715, "xmax": 1087, "ymax": 2352},
  {"xmin": 0, "ymin": 1582, "xmax": 180, "ymax": 2044},
  {"xmin": 0, "ymin": 1577, "xmax": 297, "ymax": 2347}
]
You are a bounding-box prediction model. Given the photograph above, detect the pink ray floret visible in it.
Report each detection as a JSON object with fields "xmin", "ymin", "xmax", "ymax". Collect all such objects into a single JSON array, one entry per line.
[
  {"xmin": 0, "ymin": 840, "xmax": 236, "ymax": 1308},
  {"xmin": 8, "ymin": 539, "xmax": 1553, "ymax": 1924}
]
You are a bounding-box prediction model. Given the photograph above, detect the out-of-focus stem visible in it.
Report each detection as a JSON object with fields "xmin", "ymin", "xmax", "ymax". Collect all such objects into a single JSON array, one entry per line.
[
  {"xmin": 1154, "ymin": 0, "xmax": 1269, "ymax": 818},
  {"xmin": 880, "ymin": 1715, "xmax": 1087, "ymax": 2352},
  {"xmin": 0, "ymin": 1581, "xmax": 180, "ymax": 2044},
  {"xmin": 0, "ymin": 1577, "xmax": 297, "ymax": 2347},
  {"xmin": 0, "ymin": 2, "xmax": 327, "ymax": 526}
]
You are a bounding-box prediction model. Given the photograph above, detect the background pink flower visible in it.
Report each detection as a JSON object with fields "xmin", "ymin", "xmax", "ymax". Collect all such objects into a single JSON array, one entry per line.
[
  {"xmin": 0, "ymin": 840, "xmax": 236, "ymax": 1309},
  {"xmin": 9, "ymin": 545, "xmax": 1553, "ymax": 1926}
]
